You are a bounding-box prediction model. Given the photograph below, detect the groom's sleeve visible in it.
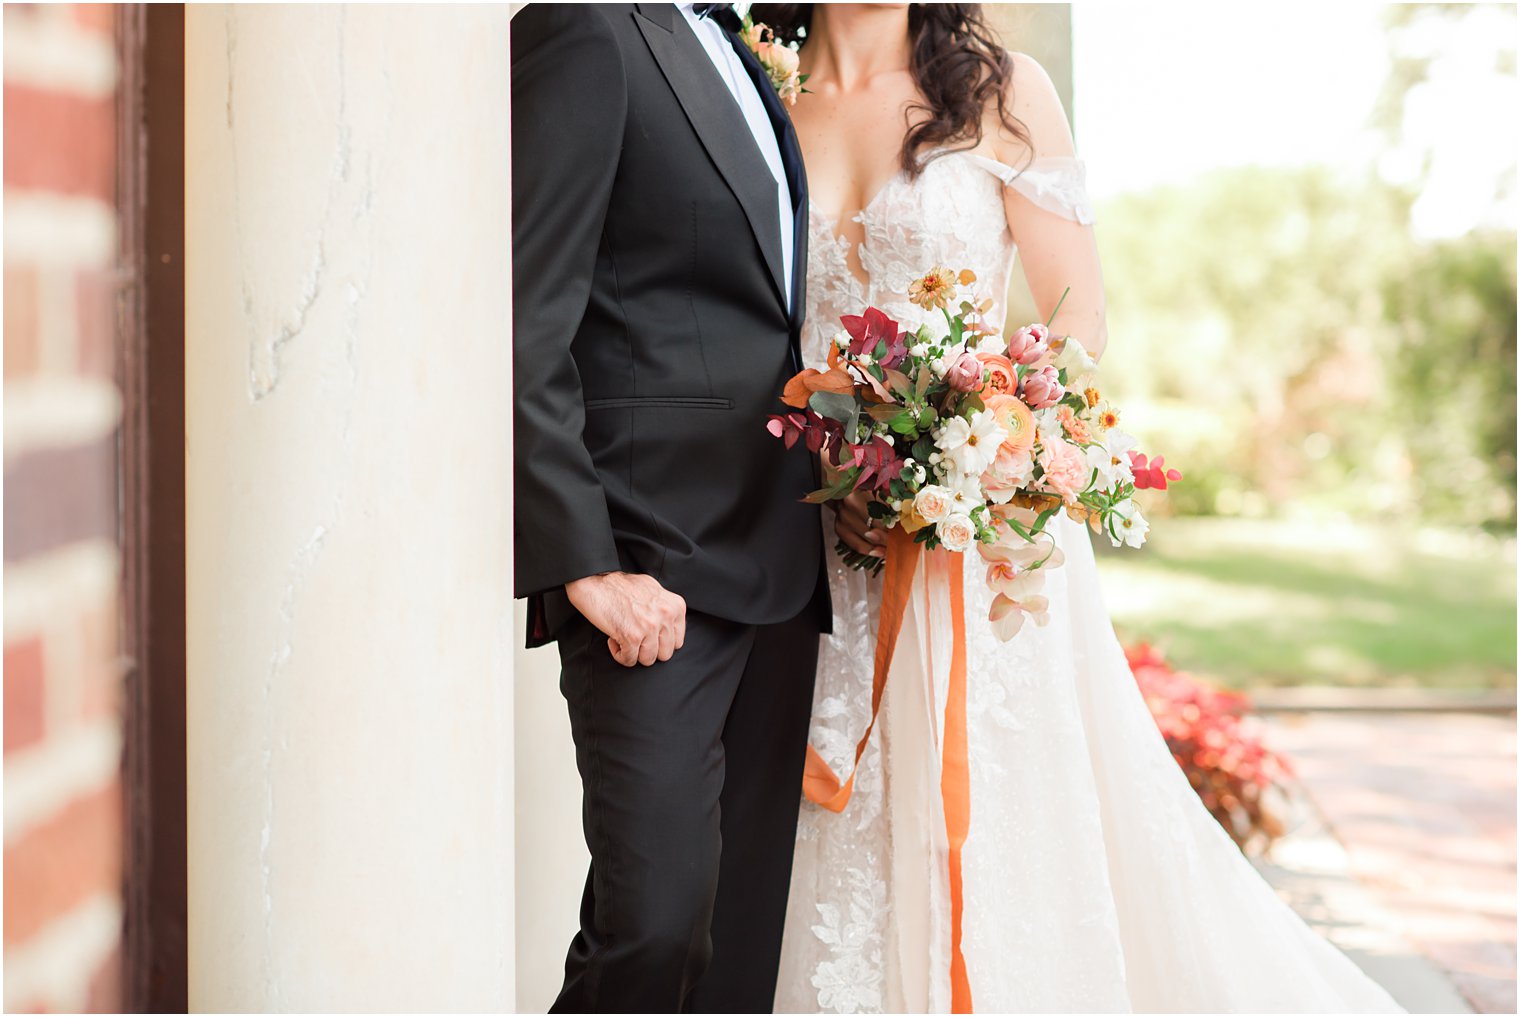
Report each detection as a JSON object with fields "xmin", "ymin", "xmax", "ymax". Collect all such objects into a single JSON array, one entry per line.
[{"xmin": 511, "ymin": 5, "xmax": 626, "ymax": 599}]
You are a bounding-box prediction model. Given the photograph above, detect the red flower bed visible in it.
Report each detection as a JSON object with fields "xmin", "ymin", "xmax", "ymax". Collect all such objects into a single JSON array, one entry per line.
[{"xmin": 1125, "ymin": 643, "xmax": 1295, "ymax": 852}]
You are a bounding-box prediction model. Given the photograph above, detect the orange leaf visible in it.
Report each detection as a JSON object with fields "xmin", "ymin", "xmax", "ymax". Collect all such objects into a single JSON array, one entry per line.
[{"xmin": 781, "ymin": 365, "xmax": 856, "ymax": 408}]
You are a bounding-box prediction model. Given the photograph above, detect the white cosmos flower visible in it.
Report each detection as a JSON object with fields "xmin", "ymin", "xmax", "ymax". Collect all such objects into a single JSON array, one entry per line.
[
  {"xmin": 937, "ymin": 410, "xmax": 1006, "ymax": 476},
  {"xmin": 1110, "ymin": 498, "xmax": 1150, "ymax": 548},
  {"xmin": 1086, "ymin": 428, "xmax": 1137, "ymax": 490},
  {"xmin": 945, "ymin": 468, "xmax": 984, "ymax": 513},
  {"xmin": 1085, "ymin": 441, "xmax": 1133, "ymax": 491}
]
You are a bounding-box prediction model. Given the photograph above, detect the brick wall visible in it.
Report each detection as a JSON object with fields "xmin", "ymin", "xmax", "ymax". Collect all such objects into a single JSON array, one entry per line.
[{"xmin": 3, "ymin": 4, "xmax": 125, "ymax": 1011}]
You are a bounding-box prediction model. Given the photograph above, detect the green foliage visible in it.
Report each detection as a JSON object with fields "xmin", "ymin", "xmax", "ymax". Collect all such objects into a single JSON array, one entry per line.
[
  {"xmin": 1095, "ymin": 164, "xmax": 1517, "ymax": 528},
  {"xmin": 1383, "ymin": 232, "xmax": 1518, "ymax": 528},
  {"xmin": 1099, "ymin": 518, "xmax": 1516, "ymax": 689}
]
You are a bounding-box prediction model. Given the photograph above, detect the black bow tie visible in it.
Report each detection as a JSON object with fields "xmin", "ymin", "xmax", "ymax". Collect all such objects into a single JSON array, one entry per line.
[{"xmin": 693, "ymin": 3, "xmax": 742, "ymax": 32}]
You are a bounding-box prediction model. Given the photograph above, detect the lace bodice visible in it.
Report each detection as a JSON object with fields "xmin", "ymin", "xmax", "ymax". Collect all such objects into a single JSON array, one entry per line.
[{"xmin": 801, "ymin": 150, "xmax": 1094, "ymax": 371}]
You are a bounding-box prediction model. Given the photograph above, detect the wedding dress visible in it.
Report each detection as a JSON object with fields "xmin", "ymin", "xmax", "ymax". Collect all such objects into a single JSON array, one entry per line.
[{"xmin": 774, "ymin": 148, "xmax": 1404, "ymax": 1014}]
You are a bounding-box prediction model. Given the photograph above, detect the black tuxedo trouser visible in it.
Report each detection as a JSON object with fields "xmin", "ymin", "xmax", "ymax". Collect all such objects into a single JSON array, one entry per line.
[{"xmin": 550, "ymin": 607, "xmax": 820, "ymax": 1014}]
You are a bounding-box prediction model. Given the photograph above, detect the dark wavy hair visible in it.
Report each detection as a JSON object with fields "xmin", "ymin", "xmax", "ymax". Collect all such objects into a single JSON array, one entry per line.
[{"xmin": 748, "ymin": 4, "xmax": 1030, "ymax": 177}]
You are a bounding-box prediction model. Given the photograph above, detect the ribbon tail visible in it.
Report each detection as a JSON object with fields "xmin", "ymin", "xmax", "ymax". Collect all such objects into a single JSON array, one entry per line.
[
  {"xmin": 802, "ymin": 527, "xmax": 922, "ymax": 811},
  {"xmin": 942, "ymin": 552, "xmax": 973, "ymax": 1014}
]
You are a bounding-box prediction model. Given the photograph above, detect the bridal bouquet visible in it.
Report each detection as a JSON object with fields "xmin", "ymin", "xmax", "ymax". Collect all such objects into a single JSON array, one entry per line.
[{"xmin": 768, "ymin": 266, "xmax": 1179, "ymax": 640}]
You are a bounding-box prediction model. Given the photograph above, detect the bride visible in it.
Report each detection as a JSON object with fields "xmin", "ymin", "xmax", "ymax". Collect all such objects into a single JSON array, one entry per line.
[{"xmin": 755, "ymin": 4, "xmax": 1405, "ymax": 1013}]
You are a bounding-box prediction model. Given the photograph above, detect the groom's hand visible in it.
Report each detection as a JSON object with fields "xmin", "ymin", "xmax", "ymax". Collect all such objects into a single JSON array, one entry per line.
[{"xmin": 565, "ymin": 572, "xmax": 687, "ymax": 667}]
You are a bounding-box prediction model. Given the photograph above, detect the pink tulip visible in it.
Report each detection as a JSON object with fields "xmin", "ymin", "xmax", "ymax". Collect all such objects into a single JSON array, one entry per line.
[
  {"xmin": 1007, "ymin": 323, "xmax": 1051, "ymax": 366},
  {"xmin": 944, "ymin": 350, "xmax": 984, "ymax": 392},
  {"xmin": 1020, "ymin": 365, "xmax": 1064, "ymax": 409}
]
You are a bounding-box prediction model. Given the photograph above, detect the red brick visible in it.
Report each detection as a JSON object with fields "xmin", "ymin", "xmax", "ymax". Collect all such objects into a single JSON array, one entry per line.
[
  {"xmin": 3, "ymin": 437, "xmax": 120, "ymax": 563},
  {"xmin": 77, "ymin": 592, "xmax": 121, "ymax": 722},
  {"xmin": 74, "ymin": 267, "xmax": 117, "ymax": 378},
  {"xmin": 71, "ymin": 4, "xmax": 116, "ymax": 37},
  {"xmin": 5, "ymin": 637, "xmax": 47, "ymax": 755},
  {"xmin": 4, "ymin": 264, "xmax": 41, "ymax": 380},
  {"xmin": 3, "ymin": 779, "xmax": 122, "ymax": 946},
  {"xmin": 3, "ymin": 84, "xmax": 115, "ymax": 202}
]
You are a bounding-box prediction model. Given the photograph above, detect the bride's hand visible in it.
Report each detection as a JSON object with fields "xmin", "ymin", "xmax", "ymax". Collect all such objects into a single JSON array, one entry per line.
[{"xmin": 835, "ymin": 488, "xmax": 886, "ymax": 560}]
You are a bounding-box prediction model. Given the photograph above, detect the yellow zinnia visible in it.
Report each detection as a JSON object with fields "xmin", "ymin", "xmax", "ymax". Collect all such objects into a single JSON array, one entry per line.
[{"xmin": 908, "ymin": 266, "xmax": 957, "ymax": 311}]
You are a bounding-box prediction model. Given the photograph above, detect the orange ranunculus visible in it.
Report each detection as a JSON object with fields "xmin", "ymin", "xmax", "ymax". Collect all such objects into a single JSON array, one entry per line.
[
  {"xmin": 781, "ymin": 365, "xmax": 854, "ymax": 409},
  {"xmin": 984, "ymin": 393, "xmax": 1035, "ymax": 455},
  {"xmin": 976, "ymin": 352, "xmax": 1018, "ymax": 397}
]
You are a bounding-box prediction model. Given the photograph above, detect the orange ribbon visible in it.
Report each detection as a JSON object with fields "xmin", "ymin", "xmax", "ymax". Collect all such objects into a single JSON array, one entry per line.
[{"xmin": 802, "ymin": 525, "xmax": 975, "ymax": 1013}]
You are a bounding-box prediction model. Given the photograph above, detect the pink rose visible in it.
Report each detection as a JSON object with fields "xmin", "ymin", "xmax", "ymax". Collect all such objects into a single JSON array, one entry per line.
[
  {"xmin": 944, "ymin": 350, "xmax": 984, "ymax": 392},
  {"xmin": 1038, "ymin": 437, "xmax": 1089, "ymax": 504},
  {"xmin": 1020, "ymin": 365, "xmax": 1064, "ymax": 409},
  {"xmin": 1007, "ymin": 323, "xmax": 1051, "ymax": 366}
]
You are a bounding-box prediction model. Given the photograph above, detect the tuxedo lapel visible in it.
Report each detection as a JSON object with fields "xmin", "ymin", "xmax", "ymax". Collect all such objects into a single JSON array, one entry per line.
[
  {"xmin": 633, "ymin": 5, "xmax": 789, "ymax": 312},
  {"xmin": 724, "ymin": 29, "xmax": 810, "ymax": 335}
]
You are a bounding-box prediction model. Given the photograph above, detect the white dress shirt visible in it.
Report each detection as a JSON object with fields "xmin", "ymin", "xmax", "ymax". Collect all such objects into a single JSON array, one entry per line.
[{"xmin": 677, "ymin": 3, "xmax": 795, "ymax": 311}]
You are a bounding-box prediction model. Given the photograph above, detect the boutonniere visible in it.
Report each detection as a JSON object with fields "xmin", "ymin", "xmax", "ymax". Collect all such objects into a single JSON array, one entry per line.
[{"xmin": 740, "ymin": 13, "xmax": 809, "ymax": 106}]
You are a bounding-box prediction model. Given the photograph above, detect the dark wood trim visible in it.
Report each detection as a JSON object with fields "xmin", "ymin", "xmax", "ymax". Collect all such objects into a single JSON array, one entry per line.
[{"xmin": 117, "ymin": 5, "xmax": 187, "ymax": 1011}]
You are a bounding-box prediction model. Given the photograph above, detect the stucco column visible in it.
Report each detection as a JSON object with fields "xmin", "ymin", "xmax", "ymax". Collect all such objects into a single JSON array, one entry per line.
[{"xmin": 184, "ymin": 6, "xmax": 514, "ymax": 1009}]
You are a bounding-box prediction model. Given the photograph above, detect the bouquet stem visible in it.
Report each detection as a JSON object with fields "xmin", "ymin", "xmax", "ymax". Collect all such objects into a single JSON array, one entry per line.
[{"xmin": 835, "ymin": 539, "xmax": 887, "ymax": 576}]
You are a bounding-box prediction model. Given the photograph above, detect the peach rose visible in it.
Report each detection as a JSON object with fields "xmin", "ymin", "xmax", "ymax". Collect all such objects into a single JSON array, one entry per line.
[
  {"xmin": 755, "ymin": 41, "xmax": 799, "ymax": 79},
  {"xmin": 937, "ymin": 513, "xmax": 977, "ymax": 553},
  {"xmin": 976, "ymin": 352, "xmax": 1018, "ymax": 397},
  {"xmin": 913, "ymin": 484, "xmax": 954, "ymax": 524}
]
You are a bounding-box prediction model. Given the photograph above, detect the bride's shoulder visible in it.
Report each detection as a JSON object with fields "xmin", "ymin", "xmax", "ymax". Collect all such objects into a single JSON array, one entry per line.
[{"xmin": 990, "ymin": 51, "xmax": 1078, "ymax": 166}]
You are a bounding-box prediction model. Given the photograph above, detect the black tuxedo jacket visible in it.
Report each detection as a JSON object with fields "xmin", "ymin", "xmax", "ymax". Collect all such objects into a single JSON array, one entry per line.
[{"xmin": 512, "ymin": 3, "xmax": 829, "ymax": 646}]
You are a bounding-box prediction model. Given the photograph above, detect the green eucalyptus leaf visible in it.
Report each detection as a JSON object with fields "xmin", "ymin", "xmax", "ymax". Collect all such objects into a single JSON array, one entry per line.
[{"xmin": 808, "ymin": 390, "xmax": 858, "ymax": 423}]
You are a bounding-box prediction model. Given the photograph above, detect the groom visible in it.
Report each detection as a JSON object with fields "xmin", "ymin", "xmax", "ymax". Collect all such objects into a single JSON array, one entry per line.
[{"xmin": 512, "ymin": 3, "xmax": 828, "ymax": 1012}]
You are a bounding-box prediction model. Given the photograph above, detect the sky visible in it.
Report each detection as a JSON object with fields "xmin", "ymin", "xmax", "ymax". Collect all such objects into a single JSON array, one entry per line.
[{"xmin": 1070, "ymin": 1, "xmax": 1517, "ymax": 238}]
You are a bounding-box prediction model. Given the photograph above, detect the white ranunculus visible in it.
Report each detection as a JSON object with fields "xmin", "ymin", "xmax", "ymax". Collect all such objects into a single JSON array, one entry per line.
[
  {"xmin": 937, "ymin": 512, "xmax": 977, "ymax": 552},
  {"xmin": 1110, "ymin": 498, "xmax": 1149, "ymax": 548},
  {"xmin": 1052, "ymin": 335, "xmax": 1099, "ymax": 377},
  {"xmin": 976, "ymin": 331, "xmax": 1008, "ymax": 356},
  {"xmin": 914, "ymin": 484, "xmax": 954, "ymax": 524}
]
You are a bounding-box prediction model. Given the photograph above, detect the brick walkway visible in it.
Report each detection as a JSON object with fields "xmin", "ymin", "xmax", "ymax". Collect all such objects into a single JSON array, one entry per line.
[{"xmin": 1261, "ymin": 712, "xmax": 1516, "ymax": 1014}]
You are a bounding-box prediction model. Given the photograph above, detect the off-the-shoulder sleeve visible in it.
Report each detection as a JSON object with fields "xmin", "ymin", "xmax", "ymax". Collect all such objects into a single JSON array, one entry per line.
[{"xmin": 966, "ymin": 153, "xmax": 1096, "ymax": 225}]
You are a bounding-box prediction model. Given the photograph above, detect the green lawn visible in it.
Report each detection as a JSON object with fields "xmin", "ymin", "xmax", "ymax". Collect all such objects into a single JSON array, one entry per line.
[{"xmin": 1094, "ymin": 516, "xmax": 1517, "ymax": 690}]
